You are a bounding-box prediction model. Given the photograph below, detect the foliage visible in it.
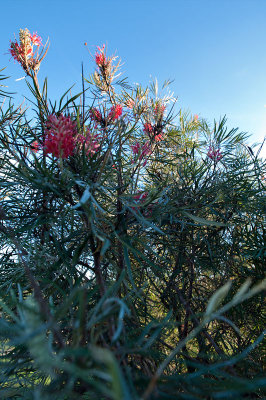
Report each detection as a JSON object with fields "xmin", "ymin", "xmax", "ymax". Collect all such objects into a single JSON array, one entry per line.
[{"xmin": 0, "ymin": 30, "xmax": 265, "ymax": 399}]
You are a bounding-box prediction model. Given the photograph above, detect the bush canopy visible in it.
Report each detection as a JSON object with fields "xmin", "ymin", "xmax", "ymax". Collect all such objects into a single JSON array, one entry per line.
[{"xmin": 0, "ymin": 29, "xmax": 265, "ymax": 399}]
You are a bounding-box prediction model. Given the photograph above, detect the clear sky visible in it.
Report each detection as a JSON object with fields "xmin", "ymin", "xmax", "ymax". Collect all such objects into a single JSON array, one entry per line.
[{"xmin": 1, "ymin": 0, "xmax": 266, "ymax": 156}]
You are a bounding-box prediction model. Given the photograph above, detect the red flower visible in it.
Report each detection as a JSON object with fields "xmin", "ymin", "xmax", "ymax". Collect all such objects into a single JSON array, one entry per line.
[
  {"xmin": 77, "ymin": 129, "xmax": 101, "ymax": 157},
  {"xmin": 108, "ymin": 104, "xmax": 123, "ymax": 121},
  {"xmin": 95, "ymin": 53, "xmax": 105, "ymax": 66},
  {"xmin": 154, "ymin": 133, "xmax": 164, "ymax": 142},
  {"xmin": 9, "ymin": 40, "xmax": 32, "ymax": 63},
  {"xmin": 143, "ymin": 122, "xmax": 153, "ymax": 135},
  {"xmin": 144, "ymin": 122, "xmax": 164, "ymax": 142},
  {"xmin": 95, "ymin": 44, "xmax": 106, "ymax": 67},
  {"xmin": 133, "ymin": 192, "xmax": 148, "ymax": 202},
  {"xmin": 154, "ymin": 102, "xmax": 165, "ymax": 119},
  {"xmin": 9, "ymin": 28, "xmax": 46, "ymax": 74},
  {"xmin": 30, "ymin": 32, "xmax": 42, "ymax": 47},
  {"xmin": 9, "ymin": 42, "xmax": 22, "ymax": 63},
  {"xmin": 207, "ymin": 146, "xmax": 223, "ymax": 162},
  {"xmin": 89, "ymin": 108, "xmax": 103, "ymax": 124},
  {"xmin": 131, "ymin": 141, "xmax": 141, "ymax": 155},
  {"xmin": 31, "ymin": 141, "xmax": 40, "ymax": 153},
  {"xmin": 131, "ymin": 141, "xmax": 151, "ymax": 166},
  {"xmin": 44, "ymin": 114, "xmax": 76, "ymax": 159}
]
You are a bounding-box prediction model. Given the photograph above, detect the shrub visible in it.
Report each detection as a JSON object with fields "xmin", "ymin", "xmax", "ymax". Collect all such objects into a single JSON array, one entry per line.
[{"xmin": 0, "ymin": 29, "xmax": 265, "ymax": 399}]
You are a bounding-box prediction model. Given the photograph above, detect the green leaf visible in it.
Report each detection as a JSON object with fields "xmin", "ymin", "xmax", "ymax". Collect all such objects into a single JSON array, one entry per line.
[
  {"xmin": 206, "ymin": 281, "xmax": 232, "ymax": 316},
  {"xmin": 183, "ymin": 211, "xmax": 228, "ymax": 227}
]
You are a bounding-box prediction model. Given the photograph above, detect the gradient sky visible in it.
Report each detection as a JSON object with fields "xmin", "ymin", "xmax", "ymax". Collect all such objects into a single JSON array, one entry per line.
[{"xmin": 1, "ymin": 0, "xmax": 266, "ymax": 156}]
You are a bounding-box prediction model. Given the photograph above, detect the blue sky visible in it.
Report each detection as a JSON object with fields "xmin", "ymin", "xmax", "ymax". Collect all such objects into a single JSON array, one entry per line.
[{"xmin": 1, "ymin": 0, "xmax": 266, "ymax": 156}]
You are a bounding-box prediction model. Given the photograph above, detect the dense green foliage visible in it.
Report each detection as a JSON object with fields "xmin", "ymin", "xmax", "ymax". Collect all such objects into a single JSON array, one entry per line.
[{"xmin": 0, "ymin": 32, "xmax": 265, "ymax": 399}]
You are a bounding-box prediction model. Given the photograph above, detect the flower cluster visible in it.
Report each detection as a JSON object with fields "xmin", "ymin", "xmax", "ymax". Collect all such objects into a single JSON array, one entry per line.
[
  {"xmin": 44, "ymin": 114, "xmax": 76, "ymax": 159},
  {"xmin": 31, "ymin": 141, "xmax": 40, "ymax": 153},
  {"xmin": 108, "ymin": 104, "xmax": 123, "ymax": 121},
  {"xmin": 30, "ymin": 32, "xmax": 42, "ymax": 46},
  {"xmin": 131, "ymin": 141, "xmax": 151, "ymax": 166},
  {"xmin": 153, "ymin": 130, "xmax": 164, "ymax": 142},
  {"xmin": 207, "ymin": 146, "xmax": 223, "ymax": 162},
  {"xmin": 193, "ymin": 114, "xmax": 199, "ymax": 122},
  {"xmin": 143, "ymin": 122, "xmax": 153, "ymax": 135},
  {"xmin": 144, "ymin": 122, "xmax": 164, "ymax": 142},
  {"xmin": 154, "ymin": 101, "xmax": 166, "ymax": 120},
  {"xmin": 89, "ymin": 105, "xmax": 123, "ymax": 126},
  {"xmin": 77, "ymin": 130, "xmax": 101, "ymax": 157},
  {"xmin": 9, "ymin": 28, "xmax": 46, "ymax": 75},
  {"xmin": 95, "ymin": 45, "xmax": 107, "ymax": 67},
  {"xmin": 93, "ymin": 44, "xmax": 122, "ymax": 92},
  {"xmin": 35, "ymin": 115, "xmax": 102, "ymax": 160},
  {"xmin": 89, "ymin": 108, "xmax": 103, "ymax": 124},
  {"xmin": 133, "ymin": 192, "xmax": 148, "ymax": 202}
]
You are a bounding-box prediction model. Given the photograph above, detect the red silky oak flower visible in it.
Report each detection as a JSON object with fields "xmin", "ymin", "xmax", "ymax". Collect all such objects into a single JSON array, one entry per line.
[
  {"xmin": 89, "ymin": 108, "xmax": 103, "ymax": 124},
  {"xmin": 108, "ymin": 104, "xmax": 123, "ymax": 121},
  {"xmin": 95, "ymin": 44, "xmax": 107, "ymax": 67},
  {"xmin": 44, "ymin": 114, "xmax": 76, "ymax": 159},
  {"xmin": 9, "ymin": 28, "xmax": 48, "ymax": 76}
]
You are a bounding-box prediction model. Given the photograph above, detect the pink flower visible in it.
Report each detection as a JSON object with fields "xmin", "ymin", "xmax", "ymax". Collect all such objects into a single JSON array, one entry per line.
[
  {"xmin": 143, "ymin": 122, "xmax": 153, "ymax": 135},
  {"xmin": 9, "ymin": 41, "xmax": 22, "ymax": 63},
  {"xmin": 9, "ymin": 40, "xmax": 32, "ymax": 63},
  {"xmin": 194, "ymin": 114, "xmax": 199, "ymax": 121},
  {"xmin": 95, "ymin": 53, "xmax": 105, "ymax": 66},
  {"xmin": 131, "ymin": 141, "xmax": 141, "ymax": 155},
  {"xmin": 44, "ymin": 114, "xmax": 76, "ymax": 159},
  {"xmin": 108, "ymin": 104, "xmax": 123, "ymax": 121},
  {"xmin": 31, "ymin": 141, "xmax": 40, "ymax": 153},
  {"xmin": 77, "ymin": 130, "xmax": 101, "ymax": 157},
  {"xmin": 9, "ymin": 28, "xmax": 46, "ymax": 74},
  {"xmin": 30, "ymin": 32, "xmax": 42, "ymax": 46},
  {"xmin": 154, "ymin": 133, "xmax": 164, "ymax": 142},
  {"xmin": 207, "ymin": 146, "xmax": 223, "ymax": 162},
  {"xmin": 95, "ymin": 44, "xmax": 106, "ymax": 67},
  {"xmin": 131, "ymin": 141, "xmax": 151, "ymax": 166},
  {"xmin": 138, "ymin": 141, "xmax": 151, "ymax": 157},
  {"xmin": 154, "ymin": 102, "xmax": 165, "ymax": 119},
  {"xmin": 133, "ymin": 192, "xmax": 148, "ymax": 202},
  {"xmin": 144, "ymin": 122, "xmax": 164, "ymax": 143},
  {"xmin": 89, "ymin": 108, "xmax": 103, "ymax": 124}
]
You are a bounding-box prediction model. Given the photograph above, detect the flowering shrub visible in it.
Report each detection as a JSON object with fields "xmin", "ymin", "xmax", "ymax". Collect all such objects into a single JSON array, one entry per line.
[{"xmin": 0, "ymin": 29, "xmax": 265, "ymax": 400}]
